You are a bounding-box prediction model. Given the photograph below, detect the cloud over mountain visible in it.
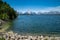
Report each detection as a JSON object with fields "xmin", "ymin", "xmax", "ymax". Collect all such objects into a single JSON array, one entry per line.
[
  {"xmin": 17, "ymin": 6, "xmax": 60, "ymax": 14},
  {"xmin": 42, "ymin": 6, "xmax": 60, "ymax": 12}
]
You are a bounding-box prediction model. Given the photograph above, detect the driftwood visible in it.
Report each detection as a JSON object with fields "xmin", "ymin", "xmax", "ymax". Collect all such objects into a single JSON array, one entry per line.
[
  {"xmin": 0, "ymin": 19, "xmax": 6, "ymax": 25},
  {"xmin": 0, "ymin": 19, "xmax": 6, "ymax": 29},
  {"xmin": 0, "ymin": 20, "xmax": 2, "ymax": 26}
]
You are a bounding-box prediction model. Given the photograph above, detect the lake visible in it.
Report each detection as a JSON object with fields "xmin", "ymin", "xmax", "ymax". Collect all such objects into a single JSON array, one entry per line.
[{"xmin": 10, "ymin": 15, "xmax": 60, "ymax": 35}]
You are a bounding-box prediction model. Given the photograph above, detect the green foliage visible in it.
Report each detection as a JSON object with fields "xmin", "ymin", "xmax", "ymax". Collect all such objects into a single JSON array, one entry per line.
[
  {"xmin": 2, "ymin": 13, "xmax": 9, "ymax": 20},
  {"xmin": 0, "ymin": 38, "xmax": 5, "ymax": 40},
  {"xmin": 0, "ymin": 0, "xmax": 17, "ymax": 20}
]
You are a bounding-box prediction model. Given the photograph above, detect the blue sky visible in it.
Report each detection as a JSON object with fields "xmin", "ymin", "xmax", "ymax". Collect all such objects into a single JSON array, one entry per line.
[{"xmin": 3, "ymin": 0, "xmax": 60, "ymax": 13}]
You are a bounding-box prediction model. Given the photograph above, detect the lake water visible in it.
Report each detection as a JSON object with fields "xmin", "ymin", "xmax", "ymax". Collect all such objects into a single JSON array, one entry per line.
[{"xmin": 10, "ymin": 15, "xmax": 60, "ymax": 35}]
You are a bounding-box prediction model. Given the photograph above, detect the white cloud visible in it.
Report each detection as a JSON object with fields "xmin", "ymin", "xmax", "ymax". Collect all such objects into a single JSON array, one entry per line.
[
  {"xmin": 15, "ymin": 6, "xmax": 60, "ymax": 13},
  {"xmin": 41, "ymin": 6, "xmax": 60, "ymax": 12}
]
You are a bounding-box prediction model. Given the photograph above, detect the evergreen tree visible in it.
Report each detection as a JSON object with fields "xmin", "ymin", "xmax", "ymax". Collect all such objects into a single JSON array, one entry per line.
[{"xmin": 0, "ymin": 0, "xmax": 17, "ymax": 20}]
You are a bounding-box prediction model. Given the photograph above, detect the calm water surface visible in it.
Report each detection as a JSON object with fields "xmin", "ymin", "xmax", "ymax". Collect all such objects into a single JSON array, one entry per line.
[{"xmin": 10, "ymin": 15, "xmax": 60, "ymax": 35}]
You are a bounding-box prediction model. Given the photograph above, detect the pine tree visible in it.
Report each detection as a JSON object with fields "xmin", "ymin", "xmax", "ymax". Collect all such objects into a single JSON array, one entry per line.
[{"xmin": 0, "ymin": 0, "xmax": 17, "ymax": 20}]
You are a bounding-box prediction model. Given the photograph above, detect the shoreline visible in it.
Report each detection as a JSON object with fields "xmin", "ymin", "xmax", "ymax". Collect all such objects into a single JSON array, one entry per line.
[
  {"xmin": 4, "ymin": 31, "xmax": 60, "ymax": 37},
  {"xmin": 9, "ymin": 31, "xmax": 60, "ymax": 37},
  {"xmin": 15, "ymin": 33, "xmax": 60, "ymax": 37}
]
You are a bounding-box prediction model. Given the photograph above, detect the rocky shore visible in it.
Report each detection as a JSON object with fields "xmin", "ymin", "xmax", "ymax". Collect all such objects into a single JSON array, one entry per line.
[
  {"xmin": 0, "ymin": 31, "xmax": 60, "ymax": 40},
  {"xmin": 0, "ymin": 19, "xmax": 11, "ymax": 32}
]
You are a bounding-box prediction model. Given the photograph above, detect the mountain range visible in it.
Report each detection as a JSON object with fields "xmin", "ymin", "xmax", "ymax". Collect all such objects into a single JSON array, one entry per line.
[{"xmin": 19, "ymin": 11, "xmax": 60, "ymax": 15}]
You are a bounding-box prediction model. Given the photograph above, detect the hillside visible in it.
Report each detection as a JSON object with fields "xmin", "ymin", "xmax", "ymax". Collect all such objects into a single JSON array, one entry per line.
[{"xmin": 0, "ymin": 0, "xmax": 17, "ymax": 20}]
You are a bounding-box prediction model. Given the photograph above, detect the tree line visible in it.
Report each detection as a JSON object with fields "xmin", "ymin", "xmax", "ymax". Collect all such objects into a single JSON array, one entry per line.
[{"xmin": 0, "ymin": 0, "xmax": 17, "ymax": 20}]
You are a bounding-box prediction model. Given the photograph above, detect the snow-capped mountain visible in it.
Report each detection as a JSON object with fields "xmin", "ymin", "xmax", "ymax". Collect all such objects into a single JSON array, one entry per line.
[{"xmin": 19, "ymin": 11, "xmax": 60, "ymax": 15}]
